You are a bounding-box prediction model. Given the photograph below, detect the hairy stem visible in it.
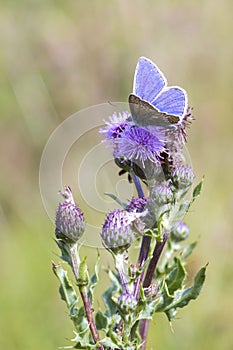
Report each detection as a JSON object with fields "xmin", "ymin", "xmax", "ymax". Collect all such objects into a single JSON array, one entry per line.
[
  {"xmin": 69, "ymin": 243, "xmax": 80, "ymax": 278},
  {"xmin": 79, "ymin": 285, "xmax": 103, "ymax": 349},
  {"xmin": 69, "ymin": 244, "xmax": 103, "ymax": 350},
  {"xmin": 115, "ymin": 253, "xmax": 130, "ymax": 294}
]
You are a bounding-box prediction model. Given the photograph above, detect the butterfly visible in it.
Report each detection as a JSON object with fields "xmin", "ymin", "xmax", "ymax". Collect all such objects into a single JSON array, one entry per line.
[{"xmin": 128, "ymin": 57, "xmax": 188, "ymax": 127}]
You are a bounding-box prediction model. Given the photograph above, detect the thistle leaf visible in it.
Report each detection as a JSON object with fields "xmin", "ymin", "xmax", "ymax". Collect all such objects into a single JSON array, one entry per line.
[
  {"xmin": 182, "ymin": 241, "xmax": 198, "ymax": 260},
  {"xmin": 155, "ymin": 264, "xmax": 207, "ymax": 321},
  {"xmin": 52, "ymin": 262, "xmax": 90, "ymax": 335},
  {"xmin": 87, "ymin": 254, "xmax": 100, "ymax": 304},
  {"xmin": 165, "ymin": 257, "xmax": 186, "ymax": 295},
  {"xmin": 102, "ymin": 269, "xmax": 121, "ymax": 316},
  {"xmin": 192, "ymin": 178, "xmax": 204, "ymax": 202},
  {"xmin": 52, "ymin": 262, "xmax": 79, "ymax": 315},
  {"xmin": 95, "ymin": 310, "xmax": 108, "ymax": 330}
]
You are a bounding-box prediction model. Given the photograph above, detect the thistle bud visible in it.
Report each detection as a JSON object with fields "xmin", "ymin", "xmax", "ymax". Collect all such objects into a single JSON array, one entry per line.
[
  {"xmin": 55, "ymin": 187, "xmax": 85, "ymax": 243},
  {"xmin": 150, "ymin": 183, "xmax": 173, "ymax": 205},
  {"xmin": 118, "ymin": 293, "xmax": 137, "ymax": 314},
  {"xmin": 171, "ymin": 221, "xmax": 190, "ymax": 242},
  {"xmin": 101, "ymin": 209, "xmax": 142, "ymax": 254},
  {"xmin": 172, "ymin": 165, "xmax": 194, "ymax": 189}
]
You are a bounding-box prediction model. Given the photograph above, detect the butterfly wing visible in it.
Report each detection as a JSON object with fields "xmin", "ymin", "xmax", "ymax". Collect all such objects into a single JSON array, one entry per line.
[
  {"xmin": 152, "ymin": 86, "xmax": 188, "ymax": 119},
  {"xmin": 129, "ymin": 94, "xmax": 179, "ymax": 127},
  {"xmin": 133, "ymin": 57, "xmax": 167, "ymax": 103},
  {"xmin": 131, "ymin": 56, "xmax": 188, "ymax": 125}
]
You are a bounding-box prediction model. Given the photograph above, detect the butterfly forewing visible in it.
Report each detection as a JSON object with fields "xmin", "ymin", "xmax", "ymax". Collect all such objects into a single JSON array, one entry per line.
[{"xmin": 133, "ymin": 57, "xmax": 167, "ymax": 103}]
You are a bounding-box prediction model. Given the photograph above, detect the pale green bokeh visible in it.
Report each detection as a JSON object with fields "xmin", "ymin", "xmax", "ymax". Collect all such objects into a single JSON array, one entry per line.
[{"xmin": 0, "ymin": 1, "xmax": 233, "ymax": 349}]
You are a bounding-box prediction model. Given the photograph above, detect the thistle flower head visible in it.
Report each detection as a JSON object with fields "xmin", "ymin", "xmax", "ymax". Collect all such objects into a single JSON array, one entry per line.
[
  {"xmin": 55, "ymin": 187, "xmax": 85, "ymax": 243},
  {"xmin": 118, "ymin": 293, "xmax": 137, "ymax": 313},
  {"xmin": 155, "ymin": 108, "xmax": 193, "ymax": 174},
  {"xmin": 114, "ymin": 125, "xmax": 165, "ymax": 168},
  {"xmin": 172, "ymin": 165, "xmax": 194, "ymax": 189},
  {"xmin": 142, "ymin": 183, "xmax": 174, "ymax": 229},
  {"xmin": 101, "ymin": 209, "xmax": 143, "ymax": 254},
  {"xmin": 99, "ymin": 111, "xmax": 131, "ymax": 140},
  {"xmin": 150, "ymin": 183, "xmax": 174, "ymax": 205},
  {"xmin": 126, "ymin": 197, "xmax": 149, "ymax": 213},
  {"xmin": 171, "ymin": 221, "xmax": 190, "ymax": 242}
]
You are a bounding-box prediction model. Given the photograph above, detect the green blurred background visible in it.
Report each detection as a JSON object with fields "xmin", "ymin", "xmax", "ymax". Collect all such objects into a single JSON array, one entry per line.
[{"xmin": 1, "ymin": 1, "xmax": 233, "ymax": 349}]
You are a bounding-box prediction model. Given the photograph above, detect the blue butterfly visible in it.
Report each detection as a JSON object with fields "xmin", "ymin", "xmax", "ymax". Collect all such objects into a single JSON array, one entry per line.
[{"xmin": 129, "ymin": 57, "xmax": 188, "ymax": 126}]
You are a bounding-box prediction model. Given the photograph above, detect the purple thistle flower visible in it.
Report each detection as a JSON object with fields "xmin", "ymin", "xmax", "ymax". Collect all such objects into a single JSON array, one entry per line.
[
  {"xmin": 99, "ymin": 111, "xmax": 131, "ymax": 141},
  {"xmin": 162, "ymin": 107, "xmax": 194, "ymax": 166},
  {"xmin": 55, "ymin": 187, "xmax": 85, "ymax": 243},
  {"xmin": 114, "ymin": 125, "xmax": 165, "ymax": 168},
  {"xmin": 101, "ymin": 209, "xmax": 143, "ymax": 254}
]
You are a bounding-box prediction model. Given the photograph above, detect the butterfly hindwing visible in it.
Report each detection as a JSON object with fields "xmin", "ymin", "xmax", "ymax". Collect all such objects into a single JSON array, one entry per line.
[
  {"xmin": 129, "ymin": 94, "xmax": 179, "ymax": 127},
  {"xmin": 152, "ymin": 86, "xmax": 188, "ymax": 118}
]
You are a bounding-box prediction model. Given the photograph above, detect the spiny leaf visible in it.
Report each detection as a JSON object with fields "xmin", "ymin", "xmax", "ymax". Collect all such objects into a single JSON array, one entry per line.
[
  {"xmin": 192, "ymin": 178, "xmax": 204, "ymax": 202},
  {"xmin": 165, "ymin": 257, "xmax": 186, "ymax": 295},
  {"xmin": 176, "ymin": 200, "xmax": 191, "ymax": 219},
  {"xmin": 155, "ymin": 264, "xmax": 207, "ymax": 321},
  {"xmin": 102, "ymin": 270, "xmax": 121, "ymax": 316},
  {"xmin": 55, "ymin": 239, "xmax": 72, "ymax": 265},
  {"xmin": 88, "ymin": 254, "xmax": 100, "ymax": 304},
  {"xmin": 95, "ymin": 310, "xmax": 108, "ymax": 330},
  {"xmin": 73, "ymin": 332, "xmax": 96, "ymax": 349},
  {"xmin": 182, "ymin": 241, "xmax": 198, "ymax": 260},
  {"xmin": 101, "ymin": 337, "xmax": 119, "ymax": 348},
  {"xmin": 136, "ymin": 299, "xmax": 158, "ymax": 321},
  {"xmin": 52, "ymin": 262, "xmax": 79, "ymax": 311},
  {"xmin": 52, "ymin": 262, "xmax": 90, "ymax": 335}
]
